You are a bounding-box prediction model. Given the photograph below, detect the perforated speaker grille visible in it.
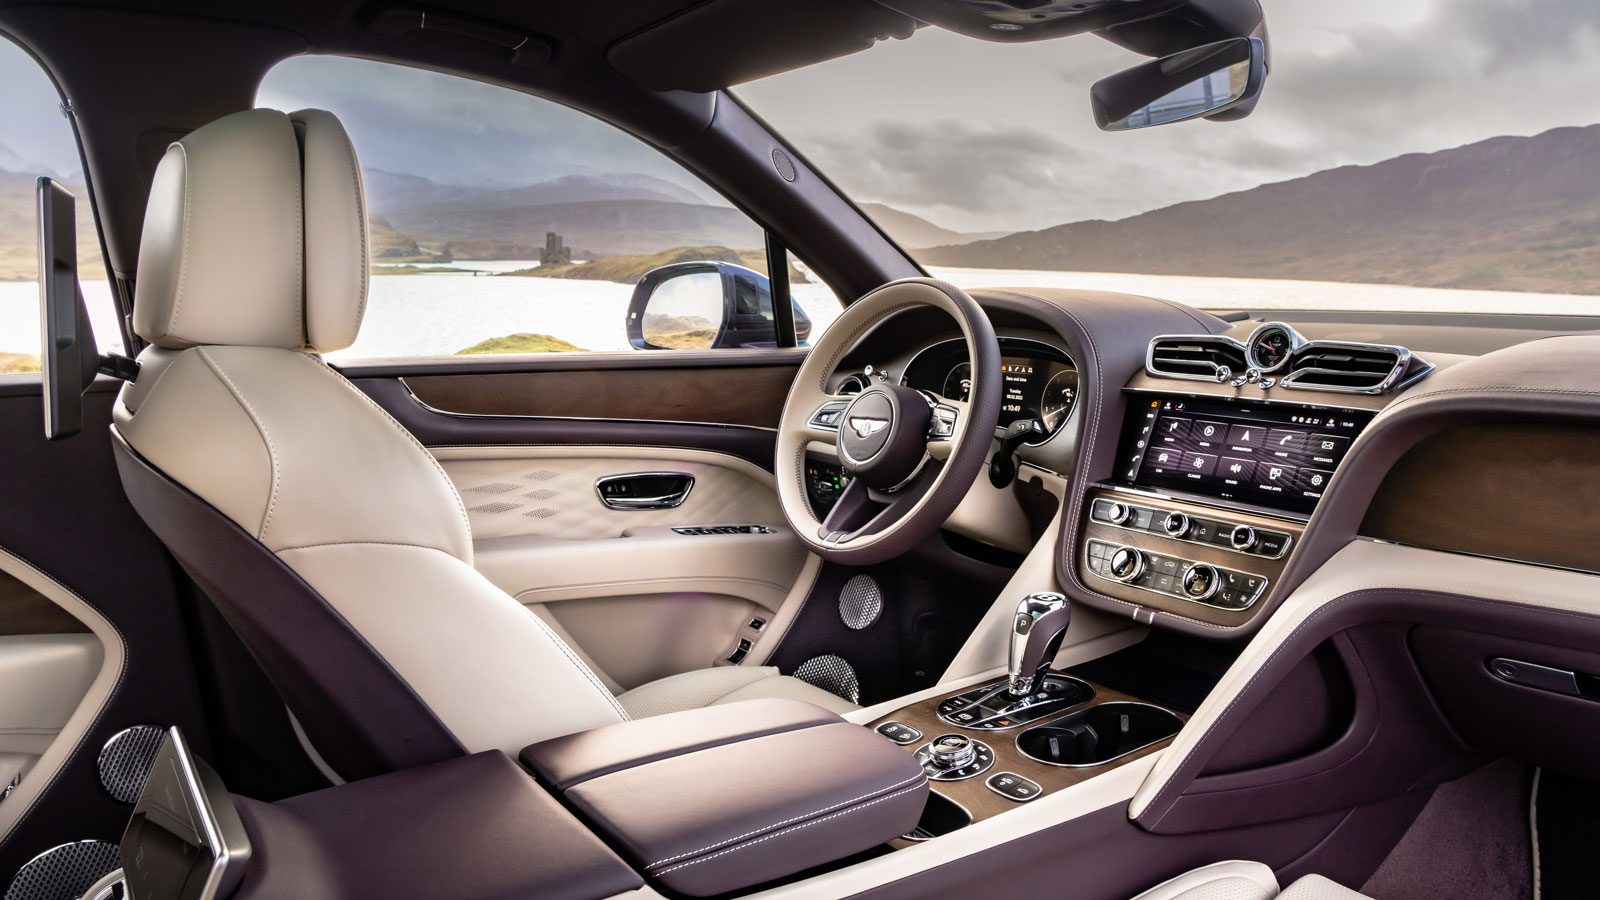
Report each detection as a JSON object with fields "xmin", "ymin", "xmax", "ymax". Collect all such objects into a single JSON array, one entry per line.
[
  {"xmin": 3, "ymin": 841, "xmax": 119, "ymax": 900},
  {"xmin": 838, "ymin": 575, "xmax": 883, "ymax": 630},
  {"xmin": 97, "ymin": 724, "xmax": 165, "ymax": 804},
  {"xmin": 792, "ymin": 654, "xmax": 861, "ymax": 704},
  {"xmin": 771, "ymin": 148, "xmax": 797, "ymax": 182}
]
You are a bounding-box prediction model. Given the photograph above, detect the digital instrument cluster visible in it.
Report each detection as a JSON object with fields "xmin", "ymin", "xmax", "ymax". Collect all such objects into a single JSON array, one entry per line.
[{"xmin": 903, "ymin": 338, "xmax": 1079, "ymax": 442}]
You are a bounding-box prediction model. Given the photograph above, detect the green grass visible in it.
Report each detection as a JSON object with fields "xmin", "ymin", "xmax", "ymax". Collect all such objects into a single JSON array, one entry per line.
[
  {"xmin": 456, "ymin": 333, "xmax": 587, "ymax": 355},
  {"xmin": 372, "ymin": 265, "xmax": 469, "ymax": 276}
]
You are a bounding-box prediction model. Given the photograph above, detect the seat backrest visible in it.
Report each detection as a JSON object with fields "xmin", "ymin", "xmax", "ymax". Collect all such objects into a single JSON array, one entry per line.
[{"xmin": 111, "ymin": 108, "xmax": 626, "ymax": 780}]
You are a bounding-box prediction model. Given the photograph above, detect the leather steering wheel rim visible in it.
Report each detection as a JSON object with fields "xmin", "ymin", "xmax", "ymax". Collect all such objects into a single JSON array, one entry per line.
[{"xmin": 775, "ymin": 278, "xmax": 1002, "ymax": 565}]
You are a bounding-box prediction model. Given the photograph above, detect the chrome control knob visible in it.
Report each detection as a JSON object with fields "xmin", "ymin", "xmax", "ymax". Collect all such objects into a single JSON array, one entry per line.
[
  {"xmin": 1162, "ymin": 511, "xmax": 1190, "ymax": 538},
  {"xmin": 1105, "ymin": 501, "xmax": 1133, "ymax": 525},
  {"xmin": 1229, "ymin": 524, "xmax": 1258, "ymax": 551},
  {"xmin": 1181, "ymin": 564, "xmax": 1220, "ymax": 600},
  {"xmin": 1108, "ymin": 546, "xmax": 1145, "ymax": 583},
  {"xmin": 928, "ymin": 733, "xmax": 977, "ymax": 770}
]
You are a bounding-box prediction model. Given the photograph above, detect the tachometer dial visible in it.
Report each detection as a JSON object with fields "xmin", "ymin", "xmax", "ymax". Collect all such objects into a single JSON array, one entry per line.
[
  {"xmin": 1247, "ymin": 323, "xmax": 1300, "ymax": 372},
  {"xmin": 1040, "ymin": 369, "xmax": 1078, "ymax": 432},
  {"xmin": 942, "ymin": 362, "xmax": 973, "ymax": 403}
]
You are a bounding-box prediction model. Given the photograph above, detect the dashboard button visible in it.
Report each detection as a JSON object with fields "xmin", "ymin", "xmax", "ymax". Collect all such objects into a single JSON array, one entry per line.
[
  {"xmin": 1298, "ymin": 467, "xmax": 1335, "ymax": 497},
  {"xmin": 1147, "ymin": 448, "xmax": 1179, "ymax": 473},
  {"xmin": 1257, "ymin": 531, "xmax": 1291, "ymax": 556},
  {"xmin": 1309, "ymin": 434, "xmax": 1350, "ymax": 464},
  {"xmin": 1108, "ymin": 547, "xmax": 1145, "ymax": 582},
  {"xmin": 1181, "ymin": 564, "xmax": 1219, "ymax": 600},
  {"xmin": 1267, "ymin": 429, "xmax": 1308, "ymax": 455},
  {"xmin": 876, "ymin": 721, "xmax": 923, "ymax": 745},
  {"xmin": 1224, "ymin": 423, "xmax": 1265, "ymax": 448},
  {"xmin": 1157, "ymin": 417, "xmax": 1191, "ymax": 442},
  {"xmin": 1257, "ymin": 463, "xmax": 1297, "ymax": 492},
  {"xmin": 1162, "ymin": 511, "xmax": 1190, "ymax": 538},
  {"xmin": 986, "ymin": 772, "xmax": 1042, "ymax": 802},
  {"xmin": 1229, "ymin": 525, "xmax": 1259, "ymax": 551},
  {"xmin": 1192, "ymin": 420, "xmax": 1227, "ymax": 445}
]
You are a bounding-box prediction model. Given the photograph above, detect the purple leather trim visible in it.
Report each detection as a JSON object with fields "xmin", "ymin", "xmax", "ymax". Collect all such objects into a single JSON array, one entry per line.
[
  {"xmin": 555, "ymin": 720, "xmax": 927, "ymax": 897},
  {"xmin": 522, "ymin": 698, "xmax": 839, "ymax": 791},
  {"xmin": 230, "ymin": 751, "xmax": 642, "ymax": 900},
  {"xmin": 111, "ymin": 430, "xmax": 467, "ymax": 780},
  {"xmin": 351, "ymin": 375, "xmax": 778, "ymax": 470},
  {"xmin": 1134, "ymin": 587, "xmax": 1600, "ymax": 833}
]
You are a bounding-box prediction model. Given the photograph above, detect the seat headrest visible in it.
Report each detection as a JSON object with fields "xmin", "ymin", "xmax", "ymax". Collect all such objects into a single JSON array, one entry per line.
[{"xmin": 133, "ymin": 108, "xmax": 369, "ymax": 352}]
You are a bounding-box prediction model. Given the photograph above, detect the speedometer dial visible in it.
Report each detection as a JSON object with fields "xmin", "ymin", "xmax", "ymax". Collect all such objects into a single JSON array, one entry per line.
[
  {"xmin": 1041, "ymin": 369, "xmax": 1078, "ymax": 431},
  {"xmin": 942, "ymin": 363, "xmax": 973, "ymax": 403}
]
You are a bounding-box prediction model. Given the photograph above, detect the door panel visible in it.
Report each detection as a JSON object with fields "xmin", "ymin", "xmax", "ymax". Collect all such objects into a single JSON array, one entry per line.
[
  {"xmin": 0, "ymin": 635, "xmax": 102, "ymax": 759},
  {"xmin": 346, "ymin": 357, "xmax": 821, "ymax": 689}
]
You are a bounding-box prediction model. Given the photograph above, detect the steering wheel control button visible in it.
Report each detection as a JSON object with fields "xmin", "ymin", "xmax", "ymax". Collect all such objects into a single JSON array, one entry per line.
[
  {"xmin": 809, "ymin": 400, "xmax": 849, "ymax": 431},
  {"xmin": 1161, "ymin": 511, "xmax": 1190, "ymax": 538},
  {"xmin": 986, "ymin": 772, "xmax": 1042, "ymax": 803},
  {"xmin": 1108, "ymin": 546, "xmax": 1145, "ymax": 583},
  {"xmin": 1181, "ymin": 564, "xmax": 1219, "ymax": 601},
  {"xmin": 875, "ymin": 721, "xmax": 924, "ymax": 745},
  {"xmin": 915, "ymin": 734, "xmax": 996, "ymax": 781}
]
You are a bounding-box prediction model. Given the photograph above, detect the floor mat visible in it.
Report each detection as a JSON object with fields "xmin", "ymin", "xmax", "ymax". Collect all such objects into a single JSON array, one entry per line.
[
  {"xmin": 1360, "ymin": 759, "xmax": 1533, "ymax": 900},
  {"xmin": 1533, "ymin": 769, "xmax": 1600, "ymax": 900}
]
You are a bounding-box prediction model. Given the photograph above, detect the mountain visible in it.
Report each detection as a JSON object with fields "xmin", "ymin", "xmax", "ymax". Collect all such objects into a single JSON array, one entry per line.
[
  {"xmin": 858, "ymin": 203, "xmax": 1007, "ymax": 249},
  {"xmin": 921, "ymin": 124, "xmax": 1600, "ymax": 295},
  {"xmin": 362, "ymin": 168, "xmax": 755, "ymax": 257}
]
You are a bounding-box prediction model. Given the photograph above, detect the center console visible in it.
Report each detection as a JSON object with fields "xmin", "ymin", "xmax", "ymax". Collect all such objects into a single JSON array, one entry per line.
[{"xmin": 1078, "ymin": 391, "xmax": 1376, "ymax": 627}]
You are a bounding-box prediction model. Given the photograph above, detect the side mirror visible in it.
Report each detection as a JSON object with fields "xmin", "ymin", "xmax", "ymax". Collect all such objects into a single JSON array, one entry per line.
[
  {"xmin": 1091, "ymin": 36, "xmax": 1265, "ymax": 132},
  {"xmin": 626, "ymin": 261, "xmax": 812, "ymax": 351}
]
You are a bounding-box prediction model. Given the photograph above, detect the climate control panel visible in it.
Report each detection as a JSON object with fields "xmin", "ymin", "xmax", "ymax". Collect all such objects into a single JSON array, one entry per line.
[
  {"xmin": 1085, "ymin": 539, "xmax": 1265, "ymax": 610},
  {"xmin": 1090, "ymin": 498, "xmax": 1292, "ymax": 559}
]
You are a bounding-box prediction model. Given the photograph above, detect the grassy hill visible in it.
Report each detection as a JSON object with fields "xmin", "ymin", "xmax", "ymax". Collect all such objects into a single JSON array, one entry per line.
[
  {"xmin": 0, "ymin": 169, "xmax": 103, "ymax": 281},
  {"xmin": 858, "ymin": 202, "xmax": 1008, "ymax": 249},
  {"xmin": 921, "ymin": 123, "xmax": 1600, "ymax": 296},
  {"xmin": 504, "ymin": 245, "xmax": 806, "ymax": 284},
  {"xmin": 457, "ymin": 333, "xmax": 585, "ymax": 354}
]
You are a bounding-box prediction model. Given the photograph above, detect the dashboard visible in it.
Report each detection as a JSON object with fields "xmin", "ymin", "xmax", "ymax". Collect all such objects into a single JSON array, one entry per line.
[{"xmin": 897, "ymin": 338, "xmax": 1080, "ymax": 441}]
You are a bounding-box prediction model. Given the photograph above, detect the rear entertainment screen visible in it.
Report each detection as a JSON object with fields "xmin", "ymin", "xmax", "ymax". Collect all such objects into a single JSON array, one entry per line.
[{"xmin": 1116, "ymin": 393, "xmax": 1374, "ymax": 514}]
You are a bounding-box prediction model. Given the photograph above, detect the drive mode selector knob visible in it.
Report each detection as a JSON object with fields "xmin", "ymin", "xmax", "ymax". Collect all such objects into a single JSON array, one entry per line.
[
  {"xmin": 1181, "ymin": 564, "xmax": 1219, "ymax": 601},
  {"xmin": 1162, "ymin": 511, "xmax": 1190, "ymax": 538},
  {"xmin": 1229, "ymin": 524, "xmax": 1258, "ymax": 551},
  {"xmin": 1108, "ymin": 546, "xmax": 1145, "ymax": 583},
  {"xmin": 928, "ymin": 733, "xmax": 977, "ymax": 770}
]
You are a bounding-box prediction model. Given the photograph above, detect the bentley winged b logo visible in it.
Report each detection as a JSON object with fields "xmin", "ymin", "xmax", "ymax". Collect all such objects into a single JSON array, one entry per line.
[{"xmin": 848, "ymin": 417, "xmax": 890, "ymax": 439}]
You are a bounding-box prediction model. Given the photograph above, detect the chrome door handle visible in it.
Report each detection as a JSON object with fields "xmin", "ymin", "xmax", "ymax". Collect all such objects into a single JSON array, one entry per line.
[{"xmin": 595, "ymin": 472, "xmax": 695, "ymax": 510}]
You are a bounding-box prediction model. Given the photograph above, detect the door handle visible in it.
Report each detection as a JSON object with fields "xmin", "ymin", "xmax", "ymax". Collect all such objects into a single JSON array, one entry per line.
[{"xmin": 595, "ymin": 472, "xmax": 695, "ymax": 510}]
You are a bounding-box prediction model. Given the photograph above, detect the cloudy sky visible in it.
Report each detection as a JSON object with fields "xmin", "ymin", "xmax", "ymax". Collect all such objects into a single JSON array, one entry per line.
[
  {"xmin": 0, "ymin": 37, "xmax": 81, "ymax": 178},
  {"xmin": 740, "ymin": 0, "xmax": 1600, "ymax": 232}
]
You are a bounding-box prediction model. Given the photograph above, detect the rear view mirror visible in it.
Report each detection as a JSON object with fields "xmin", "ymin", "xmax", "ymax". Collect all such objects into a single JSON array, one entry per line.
[
  {"xmin": 1091, "ymin": 37, "xmax": 1265, "ymax": 132},
  {"xmin": 625, "ymin": 261, "xmax": 812, "ymax": 351}
]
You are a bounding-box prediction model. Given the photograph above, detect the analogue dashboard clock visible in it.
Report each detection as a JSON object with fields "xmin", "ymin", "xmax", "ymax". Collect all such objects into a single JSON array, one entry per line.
[{"xmin": 1246, "ymin": 322, "xmax": 1302, "ymax": 372}]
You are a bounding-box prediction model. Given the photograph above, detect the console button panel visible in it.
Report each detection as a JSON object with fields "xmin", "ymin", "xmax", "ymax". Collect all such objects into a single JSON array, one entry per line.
[
  {"xmin": 913, "ymin": 735, "xmax": 996, "ymax": 781},
  {"xmin": 1090, "ymin": 497, "xmax": 1292, "ymax": 559},
  {"xmin": 1085, "ymin": 539, "xmax": 1267, "ymax": 610}
]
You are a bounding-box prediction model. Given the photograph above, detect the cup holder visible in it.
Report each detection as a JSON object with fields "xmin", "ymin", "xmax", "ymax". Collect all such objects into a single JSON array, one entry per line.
[
  {"xmin": 901, "ymin": 790, "xmax": 972, "ymax": 841},
  {"xmin": 1015, "ymin": 702, "xmax": 1182, "ymax": 767}
]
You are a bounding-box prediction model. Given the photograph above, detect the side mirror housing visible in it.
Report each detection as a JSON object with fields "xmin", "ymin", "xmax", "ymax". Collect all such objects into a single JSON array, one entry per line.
[
  {"xmin": 626, "ymin": 261, "xmax": 812, "ymax": 350},
  {"xmin": 1091, "ymin": 36, "xmax": 1266, "ymax": 132}
]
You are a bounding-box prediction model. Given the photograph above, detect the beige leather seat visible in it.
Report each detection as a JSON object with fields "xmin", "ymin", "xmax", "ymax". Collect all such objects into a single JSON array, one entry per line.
[
  {"xmin": 109, "ymin": 108, "xmax": 853, "ymax": 780},
  {"xmin": 1131, "ymin": 861, "xmax": 1369, "ymax": 900}
]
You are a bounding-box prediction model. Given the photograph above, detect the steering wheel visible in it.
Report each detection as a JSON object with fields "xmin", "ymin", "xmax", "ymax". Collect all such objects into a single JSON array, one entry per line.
[{"xmin": 776, "ymin": 278, "xmax": 1002, "ymax": 565}]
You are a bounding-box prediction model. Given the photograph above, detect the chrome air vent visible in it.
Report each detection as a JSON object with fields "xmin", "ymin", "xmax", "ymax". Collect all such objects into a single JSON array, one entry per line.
[
  {"xmin": 1145, "ymin": 335, "xmax": 1248, "ymax": 382},
  {"xmin": 1280, "ymin": 341, "xmax": 1431, "ymax": 394}
]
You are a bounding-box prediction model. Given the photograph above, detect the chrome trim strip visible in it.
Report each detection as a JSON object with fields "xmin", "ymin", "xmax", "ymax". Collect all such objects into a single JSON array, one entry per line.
[
  {"xmin": 1145, "ymin": 331, "xmax": 1433, "ymax": 395},
  {"xmin": 1278, "ymin": 339, "xmax": 1431, "ymax": 395},
  {"xmin": 1099, "ymin": 482, "xmax": 1310, "ymax": 526},
  {"xmin": 397, "ymin": 377, "xmax": 779, "ymax": 432},
  {"xmin": 1242, "ymin": 321, "xmax": 1306, "ymax": 374},
  {"xmin": 594, "ymin": 472, "xmax": 695, "ymax": 510},
  {"xmin": 1082, "ymin": 538, "xmax": 1267, "ymax": 612},
  {"xmin": 1013, "ymin": 702, "xmax": 1185, "ymax": 769},
  {"xmin": 933, "ymin": 676, "xmax": 1097, "ymax": 730}
]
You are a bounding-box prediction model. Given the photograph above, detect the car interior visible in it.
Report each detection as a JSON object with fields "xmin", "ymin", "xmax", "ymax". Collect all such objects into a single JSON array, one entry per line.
[{"xmin": 2, "ymin": 1, "xmax": 1599, "ymax": 899}]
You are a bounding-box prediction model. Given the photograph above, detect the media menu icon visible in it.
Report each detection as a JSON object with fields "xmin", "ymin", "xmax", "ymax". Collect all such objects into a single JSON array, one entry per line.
[{"xmin": 1193, "ymin": 420, "xmax": 1227, "ymax": 444}]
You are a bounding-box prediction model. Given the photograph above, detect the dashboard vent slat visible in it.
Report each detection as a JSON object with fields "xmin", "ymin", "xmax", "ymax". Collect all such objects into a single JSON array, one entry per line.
[
  {"xmin": 1146, "ymin": 336, "xmax": 1247, "ymax": 382},
  {"xmin": 1281, "ymin": 343, "xmax": 1420, "ymax": 394}
]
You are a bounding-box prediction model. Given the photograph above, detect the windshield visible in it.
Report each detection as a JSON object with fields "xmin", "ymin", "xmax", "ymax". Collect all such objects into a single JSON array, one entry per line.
[{"xmin": 738, "ymin": 2, "xmax": 1600, "ymax": 315}]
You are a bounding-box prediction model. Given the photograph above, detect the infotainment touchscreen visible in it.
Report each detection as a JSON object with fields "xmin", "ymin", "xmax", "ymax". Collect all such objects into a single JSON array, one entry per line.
[{"xmin": 1115, "ymin": 393, "xmax": 1375, "ymax": 514}]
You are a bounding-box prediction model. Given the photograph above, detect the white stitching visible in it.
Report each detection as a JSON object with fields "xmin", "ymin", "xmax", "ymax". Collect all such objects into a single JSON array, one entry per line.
[
  {"xmin": 644, "ymin": 771, "xmax": 927, "ymax": 868},
  {"xmin": 195, "ymin": 348, "xmax": 281, "ymax": 541},
  {"xmin": 167, "ymin": 143, "xmax": 192, "ymax": 340},
  {"xmin": 651, "ymin": 780, "xmax": 928, "ymax": 876}
]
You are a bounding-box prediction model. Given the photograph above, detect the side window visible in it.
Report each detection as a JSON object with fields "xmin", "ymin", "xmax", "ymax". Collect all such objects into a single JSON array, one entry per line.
[
  {"xmin": 0, "ymin": 37, "xmax": 123, "ymax": 371},
  {"xmin": 256, "ymin": 57, "xmax": 840, "ymax": 360}
]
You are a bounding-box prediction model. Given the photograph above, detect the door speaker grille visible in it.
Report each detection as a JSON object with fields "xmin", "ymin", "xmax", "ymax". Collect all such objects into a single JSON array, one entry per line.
[
  {"xmin": 839, "ymin": 575, "xmax": 883, "ymax": 630},
  {"xmin": 3, "ymin": 840, "xmax": 120, "ymax": 900},
  {"xmin": 793, "ymin": 654, "xmax": 861, "ymax": 704},
  {"xmin": 97, "ymin": 724, "xmax": 165, "ymax": 804}
]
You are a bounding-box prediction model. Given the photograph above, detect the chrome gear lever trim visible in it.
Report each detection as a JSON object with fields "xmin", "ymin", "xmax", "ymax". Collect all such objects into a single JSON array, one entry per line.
[{"xmin": 1007, "ymin": 592, "xmax": 1072, "ymax": 698}]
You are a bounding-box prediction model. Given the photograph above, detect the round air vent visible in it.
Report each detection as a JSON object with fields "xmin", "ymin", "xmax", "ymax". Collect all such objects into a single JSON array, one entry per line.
[
  {"xmin": 3, "ymin": 840, "xmax": 120, "ymax": 900},
  {"xmin": 792, "ymin": 654, "xmax": 861, "ymax": 704},
  {"xmin": 97, "ymin": 724, "xmax": 165, "ymax": 804},
  {"xmin": 771, "ymin": 148, "xmax": 797, "ymax": 182},
  {"xmin": 839, "ymin": 575, "xmax": 883, "ymax": 630}
]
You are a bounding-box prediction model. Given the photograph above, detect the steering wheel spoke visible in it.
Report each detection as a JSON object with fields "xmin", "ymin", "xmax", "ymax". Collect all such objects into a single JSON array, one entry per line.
[
  {"xmin": 816, "ymin": 462, "xmax": 944, "ymax": 547},
  {"xmin": 800, "ymin": 395, "xmax": 851, "ymax": 443},
  {"xmin": 924, "ymin": 396, "xmax": 967, "ymax": 460}
]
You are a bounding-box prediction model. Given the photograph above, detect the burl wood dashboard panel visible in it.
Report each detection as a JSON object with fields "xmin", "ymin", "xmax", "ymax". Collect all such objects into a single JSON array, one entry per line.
[
  {"xmin": 869, "ymin": 680, "xmax": 1182, "ymax": 834},
  {"xmin": 1076, "ymin": 488, "xmax": 1305, "ymax": 628}
]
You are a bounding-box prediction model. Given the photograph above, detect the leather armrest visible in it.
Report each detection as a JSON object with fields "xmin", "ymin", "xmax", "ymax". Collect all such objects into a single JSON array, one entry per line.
[
  {"xmin": 521, "ymin": 700, "xmax": 928, "ymax": 897},
  {"xmin": 229, "ymin": 751, "xmax": 642, "ymax": 900}
]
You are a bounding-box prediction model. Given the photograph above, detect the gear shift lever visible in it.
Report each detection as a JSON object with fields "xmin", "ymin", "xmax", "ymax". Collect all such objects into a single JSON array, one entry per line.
[{"xmin": 1007, "ymin": 592, "xmax": 1072, "ymax": 697}]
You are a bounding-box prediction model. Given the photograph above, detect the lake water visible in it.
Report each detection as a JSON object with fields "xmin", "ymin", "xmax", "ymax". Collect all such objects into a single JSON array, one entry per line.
[{"xmin": 3, "ymin": 266, "xmax": 1598, "ymax": 361}]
